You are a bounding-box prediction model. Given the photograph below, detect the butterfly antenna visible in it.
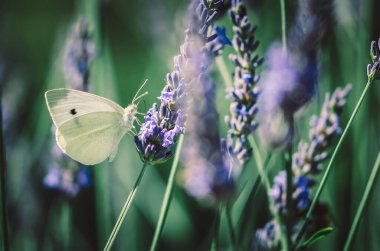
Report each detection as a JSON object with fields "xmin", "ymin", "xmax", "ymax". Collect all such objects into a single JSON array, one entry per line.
[
  {"xmin": 132, "ymin": 79, "xmax": 149, "ymax": 103},
  {"xmin": 133, "ymin": 91, "xmax": 148, "ymax": 104}
]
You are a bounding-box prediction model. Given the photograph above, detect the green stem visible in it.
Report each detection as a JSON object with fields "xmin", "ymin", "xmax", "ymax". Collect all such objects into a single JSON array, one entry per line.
[
  {"xmin": 294, "ymin": 77, "xmax": 374, "ymax": 247},
  {"xmin": 211, "ymin": 204, "xmax": 222, "ymax": 251},
  {"xmin": 216, "ymin": 56, "xmax": 233, "ymax": 88},
  {"xmin": 285, "ymin": 138, "xmax": 293, "ymax": 250},
  {"xmin": 343, "ymin": 151, "xmax": 380, "ymax": 251},
  {"xmin": 149, "ymin": 134, "xmax": 185, "ymax": 251},
  {"xmin": 249, "ymin": 135, "xmax": 288, "ymax": 250},
  {"xmin": 237, "ymin": 153, "xmax": 273, "ymax": 244},
  {"xmin": 226, "ymin": 205, "xmax": 237, "ymax": 249},
  {"xmin": 103, "ymin": 162, "xmax": 148, "ymax": 251},
  {"xmin": 0, "ymin": 99, "xmax": 9, "ymax": 251},
  {"xmin": 280, "ymin": 0, "xmax": 287, "ymax": 51}
]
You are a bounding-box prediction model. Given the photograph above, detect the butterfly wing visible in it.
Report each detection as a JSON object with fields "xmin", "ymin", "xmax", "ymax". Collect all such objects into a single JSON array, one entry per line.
[
  {"xmin": 45, "ymin": 88, "xmax": 125, "ymax": 127},
  {"xmin": 45, "ymin": 89, "xmax": 126, "ymax": 165}
]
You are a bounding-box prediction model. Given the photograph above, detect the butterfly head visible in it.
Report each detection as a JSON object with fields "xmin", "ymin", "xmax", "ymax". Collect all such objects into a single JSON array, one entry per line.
[
  {"xmin": 123, "ymin": 104, "xmax": 138, "ymax": 131},
  {"xmin": 122, "ymin": 80, "xmax": 149, "ymax": 133}
]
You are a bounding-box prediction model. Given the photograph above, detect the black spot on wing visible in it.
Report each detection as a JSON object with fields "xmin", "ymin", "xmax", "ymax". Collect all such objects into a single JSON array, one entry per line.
[{"xmin": 70, "ymin": 108, "xmax": 77, "ymax": 115}]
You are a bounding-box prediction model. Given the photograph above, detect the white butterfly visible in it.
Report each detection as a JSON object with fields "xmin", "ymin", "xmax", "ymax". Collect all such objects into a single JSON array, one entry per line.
[{"xmin": 45, "ymin": 84, "xmax": 147, "ymax": 165}]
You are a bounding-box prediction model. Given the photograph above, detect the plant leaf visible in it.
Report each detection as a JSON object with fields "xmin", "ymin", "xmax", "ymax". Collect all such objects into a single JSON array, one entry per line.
[{"xmin": 297, "ymin": 227, "xmax": 334, "ymax": 250}]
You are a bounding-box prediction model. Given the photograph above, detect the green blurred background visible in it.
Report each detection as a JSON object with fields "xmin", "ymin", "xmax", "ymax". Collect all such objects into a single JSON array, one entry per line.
[{"xmin": 1, "ymin": 0, "xmax": 379, "ymax": 250}]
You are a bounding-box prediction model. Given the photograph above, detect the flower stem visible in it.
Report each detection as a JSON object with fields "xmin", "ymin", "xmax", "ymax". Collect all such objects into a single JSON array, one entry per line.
[
  {"xmin": 103, "ymin": 161, "xmax": 148, "ymax": 251},
  {"xmin": 249, "ymin": 135, "xmax": 288, "ymax": 250},
  {"xmin": 285, "ymin": 141, "xmax": 293, "ymax": 250},
  {"xmin": 149, "ymin": 134, "xmax": 185, "ymax": 251},
  {"xmin": 343, "ymin": 151, "xmax": 380, "ymax": 251},
  {"xmin": 280, "ymin": 0, "xmax": 287, "ymax": 51},
  {"xmin": 211, "ymin": 204, "xmax": 222, "ymax": 251},
  {"xmin": 226, "ymin": 204, "xmax": 237, "ymax": 249},
  {"xmin": 216, "ymin": 56, "xmax": 233, "ymax": 88},
  {"xmin": 237, "ymin": 153, "xmax": 273, "ymax": 244},
  {"xmin": 0, "ymin": 102, "xmax": 9, "ymax": 251},
  {"xmin": 294, "ymin": 77, "xmax": 375, "ymax": 247}
]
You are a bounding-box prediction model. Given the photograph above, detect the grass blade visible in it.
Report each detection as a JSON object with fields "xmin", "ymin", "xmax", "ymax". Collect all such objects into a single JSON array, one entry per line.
[
  {"xmin": 149, "ymin": 134, "xmax": 184, "ymax": 251},
  {"xmin": 297, "ymin": 227, "xmax": 334, "ymax": 250},
  {"xmin": 343, "ymin": 151, "xmax": 380, "ymax": 251}
]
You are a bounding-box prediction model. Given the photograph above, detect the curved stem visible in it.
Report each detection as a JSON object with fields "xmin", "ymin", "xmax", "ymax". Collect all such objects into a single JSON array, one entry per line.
[
  {"xmin": 294, "ymin": 78, "xmax": 374, "ymax": 247},
  {"xmin": 280, "ymin": 0, "xmax": 287, "ymax": 51},
  {"xmin": 149, "ymin": 134, "xmax": 185, "ymax": 251},
  {"xmin": 343, "ymin": 151, "xmax": 380, "ymax": 251},
  {"xmin": 103, "ymin": 161, "xmax": 148, "ymax": 251}
]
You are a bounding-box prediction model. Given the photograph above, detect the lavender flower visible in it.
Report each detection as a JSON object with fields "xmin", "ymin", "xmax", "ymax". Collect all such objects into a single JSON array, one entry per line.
[
  {"xmin": 259, "ymin": 45, "xmax": 315, "ymax": 147},
  {"xmin": 208, "ymin": 25, "xmax": 232, "ymax": 56},
  {"xmin": 256, "ymin": 220, "xmax": 281, "ymax": 251},
  {"xmin": 134, "ymin": 0, "xmax": 223, "ymax": 165},
  {"xmin": 259, "ymin": 0, "xmax": 332, "ymax": 148},
  {"xmin": 44, "ymin": 19, "xmax": 94, "ymax": 197},
  {"xmin": 289, "ymin": 0, "xmax": 332, "ymax": 55},
  {"xmin": 292, "ymin": 84, "xmax": 353, "ymax": 176},
  {"xmin": 44, "ymin": 145, "xmax": 90, "ymax": 197},
  {"xmin": 63, "ymin": 19, "xmax": 96, "ymax": 91},
  {"xmin": 224, "ymin": 0, "xmax": 262, "ymax": 168},
  {"xmin": 368, "ymin": 37, "xmax": 380, "ymax": 80},
  {"xmin": 269, "ymin": 171, "xmax": 314, "ymax": 217},
  {"xmin": 256, "ymin": 85, "xmax": 352, "ymax": 249},
  {"xmin": 180, "ymin": 71, "xmax": 234, "ymax": 203}
]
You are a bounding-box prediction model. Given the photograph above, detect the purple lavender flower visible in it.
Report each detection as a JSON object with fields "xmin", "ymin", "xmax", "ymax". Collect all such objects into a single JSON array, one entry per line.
[
  {"xmin": 259, "ymin": 45, "xmax": 315, "ymax": 147},
  {"xmin": 292, "ymin": 84, "xmax": 352, "ymax": 176},
  {"xmin": 269, "ymin": 171, "xmax": 314, "ymax": 216},
  {"xmin": 368, "ymin": 37, "xmax": 380, "ymax": 80},
  {"xmin": 208, "ymin": 25, "xmax": 232, "ymax": 56},
  {"xmin": 259, "ymin": 0, "xmax": 332, "ymax": 149},
  {"xmin": 257, "ymin": 85, "xmax": 352, "ymax": 249},
  {"xmin": 224, "ymin": 0, "xmax": 262, "ymax": 169},
  {"xmin": 44, "ymin": 145, "xmax": 91, "ymax": 197},
  {"xmin": 134, "ymin": 0, "xmax": 223, "ymax": 165},
  {"xmin": 44, "ymin": 19, "xmax": 95, "ymax": 197},
  {"xmin": 63, "ymin": 19, "xmax": 96, "ymax": 91},
  {"xmin": 180, "ymin": 72, "xmax": 235, "ymax": 202},
  {"xmin": 256, "ymin": 220, "xmax": 281, "ymax": 251},
  {"xmin": 289, "ymin": 0, "xmax": 332, "ymax": 55}
]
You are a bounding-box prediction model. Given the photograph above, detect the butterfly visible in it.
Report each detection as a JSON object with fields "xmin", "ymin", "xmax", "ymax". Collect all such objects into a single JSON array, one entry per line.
[{"xmin": 45, "ymin": 83, "xmax": 147, "ymax": 165}]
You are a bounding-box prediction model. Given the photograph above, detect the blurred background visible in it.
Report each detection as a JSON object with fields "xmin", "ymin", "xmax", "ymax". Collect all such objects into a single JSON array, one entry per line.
[{"xmin": 0, "ymin": 0, "xmax": 379, "ymax": 250}]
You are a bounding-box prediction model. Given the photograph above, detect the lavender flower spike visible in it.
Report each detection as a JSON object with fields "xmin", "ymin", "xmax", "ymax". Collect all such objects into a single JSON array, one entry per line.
[
  {"xmin": 63, "ymin": 19, "xmax": 96, "ymax": 91},
  {"xmin": 134, "ymin": 0, "xmax": 223, "ymax": 165},
  {"xmin": 292, "ymin": 84, "xmax": 353, "ymax": 176},
  {"xmin": 180, "ymin": 70, "xmax": 235, "ymax": 203},
  {"xmin": 257, "ymin": 84, "xmax": 352, "ymax": 249},
  {"xmin": 259, "ymin": 44, "xmax": 315, "ymax": 147},
  {"xmin": 368, "ymin": 37, "xmax": 380, "ymax": 80},
  {"xmin": 43, "ymin": 19, "xmax": 94, "ymax": 197},
  {"xmin": 224, "ymin": 0, "xmax": 262, "ymax": 169}
]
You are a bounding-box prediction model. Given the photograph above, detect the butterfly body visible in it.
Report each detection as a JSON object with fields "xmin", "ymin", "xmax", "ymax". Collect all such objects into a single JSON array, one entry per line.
[
  {"xmin": 45, "ymin": 88, "xmax": 146, "ymax": 165},
  {"xmin": 123, "ymin": 104, "xmax": 138, "ymax": 132}
]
